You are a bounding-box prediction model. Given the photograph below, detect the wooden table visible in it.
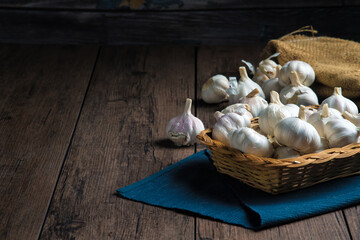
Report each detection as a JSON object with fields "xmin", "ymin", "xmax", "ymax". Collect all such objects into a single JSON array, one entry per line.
[{"xmin": 0, "ymin": 44, "xmax": 359, "ymax": 240}]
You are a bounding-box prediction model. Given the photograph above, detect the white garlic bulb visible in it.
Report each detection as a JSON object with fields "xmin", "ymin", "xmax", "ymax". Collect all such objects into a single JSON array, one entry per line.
[
  {"xmin": 229, "ymin": 127, "xmax": 274, "ymax": 157},
  {"xmin": 238, "ymin": 88, "xmax": 268, "ymax": 117},
  {"xmin": 303, "ymin": 106, "xmax": 318, "ymax": 121},
  {"xmin": 278, "ymin": 60, "xmax": 315, "ymax": 87},
  {"xmin": 343, "ymin": 111, "xmax": 360, "ymax": 127},
  {"xmin": 274, "ymin": 146, "xmax": 301, "ymax": 159},
  {"xmin": 320, "ymin": 87, "xmax": 358, "ymax": 114},
  {"xmin": 258, "ymin": 53, "xmax": 280, "ymax": 79},
  {"xmin": 201, "ymin": 74, "xmax": 229, "ymax": 103},
  {"xmin": 262, "ymin": 65, "xmax": 283, "ymax": 101},
  {"xmin": 254, "ymin": 67, "xmax": 269, "ymax": 86},
  {"xmin": 166, "ymin": 98, "xmax": 205, "ymax": 146},
  {"xmin": 212, "ymin": 111, "xmax": 250, "ymax": 145},
  {"xmin": 226, "ymin": 77, "xmax": 239, "ymax": 105},
  {"xmin": 237, "ymin": 66, "xmax": 265, "ymax": 99},
  {"xmin": 274, "ymin": 105, "xmax": 323, "ymax": 154},
  {"xmin": 307, "ymin": 104, "xmax": 342, "ymax": 137},
  {"xmin": 280, "ymin": 71, "xmax": 318, "ymax": 106},
  {"xmin": 258, "ymin": 91, "xmax": 292, "ymax": 136},
  {"xmin": 324, "ymin": 118, "xmax": 360, "ymax": 148},
  {"xmin": 221, "ymin": 103, "xmax": 253, "ymax": 120},
  {"xmin": 284, "ymin": 104, "xmax": 300, "ymax": 117}
]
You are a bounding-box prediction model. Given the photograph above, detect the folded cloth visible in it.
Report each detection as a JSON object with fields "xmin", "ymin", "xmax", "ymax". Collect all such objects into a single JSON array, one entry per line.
[{"xmin": 117, "ymin": 150, "xmax": 360, "ymax": 230}]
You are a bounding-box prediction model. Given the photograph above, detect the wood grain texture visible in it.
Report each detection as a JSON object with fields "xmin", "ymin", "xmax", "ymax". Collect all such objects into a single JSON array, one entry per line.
[
  {"xmin": 343, "ymin": 207, "xmax": 360, "ymax": 239},
  {"xmin": 195, "ymin": 45, "xmax": 352, "ymax": 240},
  {"xmin": 1, "ymin": 7, "xmax": 360, "ymax": 45},
  {"xmin": 39, "ymin": 46, "xmax": 196, "ymax": 239},
  {"xmin": 0, "ymin": 45, "xmax": 98, "ymax": 240}
]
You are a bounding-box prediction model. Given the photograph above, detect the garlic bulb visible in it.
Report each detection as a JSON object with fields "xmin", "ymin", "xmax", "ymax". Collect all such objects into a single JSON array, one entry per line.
[
  {"xmin": 221, "ymin": 103, "xmax": 253, "ymax": 120},
  {"xmin": 320, "ymin": 87, "xmax": 358, "ymax": 114},
  {"xmin": 254, "ymin": 67, "xmax": 270, "ymax": 86},
  {"xmin": 258, "ymin": 91, "xmax": 293, "ymax": 136},
  {"xmin": 279, "ymin": 71, "xmax": 318, "ymax": 106},
  {"xmin": 166, "ymin": 98, "xmax": 205, "ymax": 146},
  {"xmin": 262, "ymin": 65, "xmax": 283, "ymax": 101},
  {"xmin": 324, "ymin": 118, "xmax": 360, "ymax": 148},
  {"xmin": 278, "ymin": 60, "xmax": 315, "ymax": 87},
  {"xmin": 274, "ymin": 105, "xmax": 323, "ymax": 154},
  {"xmin": 226, "ymin": 77, "xmax": 239, "ymax": 105},
  {"xmin": 308, "ymin": 104, "xmax": 342, "ymax": 137},
  {"xmin": 212, "ymin": 111, "xmax": 250, "ymax": 145},
  {"xmin": 258, "ymin": 53, "xmax": 280, "ymax": 79},
  {"xmin": 201, "ymin": 74, "xmax": 229, "ymax": 103},
  {"xmin": 229, "ymin": 127, "xmax": 274, "ymax": 157},
  {"xmin": 238, "ymin": 88, "xmax": 268, "ymax": 117},
  {"xmin": 274, "ymin": 146, "xmax": 301, "ymax": 159},
  {"xmin": 237, "ymin": 67, "xmax": 265, "ymax": 99},
  {"xmin": 284, "ymin": 104, "xmax": 300, "ymax": 117},
  {"xmin": 343, "ymin": 111, "xmax": 360, "ymax": 127},
  {"xmin": 304, "ymin": 106, "xmax": 317, "ymax": 121}
]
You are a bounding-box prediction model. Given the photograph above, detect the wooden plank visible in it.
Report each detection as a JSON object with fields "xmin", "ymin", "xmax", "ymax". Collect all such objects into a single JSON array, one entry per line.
[
  {"xmin": 0, "ymin": 45, "xmax": 98, "ymax": 240},
  {"xmin": 39, "ymin": 46, "xmax": 196, "ymax": 239},
  {"xmin": 195, "ymin": 45, "xmax": 352, "ymax": 239},
  {"xmin": 0, "ymin": 0, "xmax": 341, "ymax": 10},
  {"xmin": 343, "ymin": 207, "xmax": 360, "ymax": 239},
  {"xmin": 1, "ymin": 7, "xmax": 360, "ymax": 45}
]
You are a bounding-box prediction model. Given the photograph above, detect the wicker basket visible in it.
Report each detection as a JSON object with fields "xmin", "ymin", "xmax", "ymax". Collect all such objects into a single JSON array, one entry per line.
[{"xmin": 197, "ymin": 117, "xmax": 360, "ymax": 194}]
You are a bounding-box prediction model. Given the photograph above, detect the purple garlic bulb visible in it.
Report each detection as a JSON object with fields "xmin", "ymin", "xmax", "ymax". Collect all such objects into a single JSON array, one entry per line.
[{"xmin": 166, "ymin": 98, "xmax": 205, "ymax": 146}]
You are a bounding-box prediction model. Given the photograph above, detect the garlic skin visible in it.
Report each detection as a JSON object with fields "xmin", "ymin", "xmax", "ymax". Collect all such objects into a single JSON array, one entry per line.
[
  {"xmin": 221, "ymin": 103, "xmax": 253, "ymax": 120},
  {"xmin": 254, "ymin": 67, "xmax": 269, "ymax": 86},
  {"xmin": 212, "ymin": 111, "xmax": 250, "ymax": 145},
  {"xmin": 258, "ymin": 53, "xmax": 280, "ymax": 79},
  {"xmin": 284, "ymin": 104, "xmax": 300, "ymax": 117},
  {"xmin": 237, "ymin": 67, "xmax": 265, "ymax": 99},
  {"xmin": 280, "ymin": 71, "xmax": 318, "ymax": 106},
  {"xmin": 258, "ymin": 91, "xmax": 292, "ymax": 136},
  {"xmin": 238, "ymin": 88, "xmax": 268, "ymax": 117},
  {"xmin": 274, "ymin": 105, "xmax": 323, "ymax": 154},
  {"xmin": 166, "ymin": 98, "xmax": 205, "ymax": 146},
  {"xmin": 278, "ymin": 60, "xmax": 315, "ymax": 87},
  {"xmin": 343, "ymin": 111, "xmax": 360, "ymax": 127},
  {"xmin": 308, "ymin": 104, "xmax": 342, "ymax": 137},
  {"xmin": 324, "ymin": 118, "xmax": 360, "ymax": 148},
  {"xmin": 201, "ymin": 75, "xmax": 229, "ymax": 103},
  {"xmin": 229, "ymin": 127, "xmax": 274, "ymax": 157},
  {"xmin": 274, "ymin": 146, "xmax": 301, "ymax": 159},
  {"xmin": 226, "ymin": 77, "xmax": 239, "ymax": 105},
  {"xmin": 262, "ymin": 65, "xmax": 283, "ymax": 101},
  {"xmin": 304, "ymin": 106, "xmax": 318, "ymax": 121},
  {"xmin": 320, "ymin": 87, "xmax": 358, "ymax": 114}
]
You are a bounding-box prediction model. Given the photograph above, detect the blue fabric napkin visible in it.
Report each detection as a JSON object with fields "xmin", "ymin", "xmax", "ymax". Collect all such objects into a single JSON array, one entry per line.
[{"xmin": 117, "ymin": 150, "xmax": 360, "ymax": 230}]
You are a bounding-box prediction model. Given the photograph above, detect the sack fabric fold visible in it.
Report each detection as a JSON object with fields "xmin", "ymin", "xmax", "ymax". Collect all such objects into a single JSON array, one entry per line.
[{"xmin": 117, "ymin": 150, "xmax": 360, "ymax": 230}]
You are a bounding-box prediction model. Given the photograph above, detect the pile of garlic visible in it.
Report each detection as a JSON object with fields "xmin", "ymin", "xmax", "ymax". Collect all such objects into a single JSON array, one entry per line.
[{"xmin": 166, "ymin": 55, "xmax": 360, "ymax": 158}]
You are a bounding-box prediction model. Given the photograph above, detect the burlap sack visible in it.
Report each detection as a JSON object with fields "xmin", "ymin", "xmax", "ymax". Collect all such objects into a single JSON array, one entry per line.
[{"xmin": 261, "ymin": 27, "xmax": 360, "ymax": 99}]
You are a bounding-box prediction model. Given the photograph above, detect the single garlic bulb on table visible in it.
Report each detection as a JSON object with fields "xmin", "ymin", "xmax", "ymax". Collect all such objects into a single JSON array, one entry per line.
[
  {"xmin": 258, "ymin": 52, "xmax": 280, "ymax": 79},
  {"xmin": 274, "ymin": 105, "xmax": 324, "ymax": 154},
  {"xmin": 238, "ymin": 88, "xmax": 268, "ymax": 117},
  {"xmin": 279, "ymin": 71, "xmax": 318, "ymax": 106},
  {"xmin": 237, "ymin": 66, "xmax": 265, "ymax": 99},
  {"xmin": 320, "ymin": 87, "xmax": 358, "ymax": 114},
  {"xmin": 212, "ymin": 111, "xmax": 251, "ymax": 145},
  {"xmin": 258, "ymin": 91, "xmax": 293, "ymax": 136},
  {"xmin": 201, "ymin": 74, "xmax": 229, "ymax": 103},
  {"xmin": 278, "ymin": 60, "xmax": 315, "ymax": 87},
  {"xmin": 166, "ymin": 98, "xmax": 205, "ymax": 146},
  {"xmin": 324, "ymin": 118, "xmax": 360, "ymax": 148},
  {"xmin": 221, "ymin": 103, "xmax": 253, "ymax": 120},
  {"xmin": 262, "ymin": 65, "xmax": 283, "ymax": 101},
  {"xmin": 229, "ymin": 127, "xmax": 274, "ymax": 157},
  {"xmin": 308, "ymin": 104, "xmax": 342, "ymax": 137}
]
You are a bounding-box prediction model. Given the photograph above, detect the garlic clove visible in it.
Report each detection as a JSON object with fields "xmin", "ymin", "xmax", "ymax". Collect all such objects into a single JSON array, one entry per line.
[
  {"xmin": 166, "ymin": 98, "xmax": 205, "ymax": 146},
  {"xmin": 324, "ymin": 118, "xmax": 360, "ymax": 148},
  {"xmin": 238, "ymin": 88, "xmax": 268, "ymax": 117},
  {"xmin": 212, "ymin": 111, "xmax": 251, "ymax": 145},
  {"xmin": 320, "ymin": 87, "xmax": 358, "ymax": 114},
  {"xmin": 342, "ymin": 111, "xmax": 360, "ymax": 127},
  {"xmin": 201, "ymin": 74, "xmax": 229, "ymax": 103},
  {"xmin": 229, "ymin": 127, "xmax": 274, "ymax": 157},
  {"xmin": 278, "ymin": 60, "xmax": 315, "ymax": 87},
  {"xmin": 274, "ymin": 146, "xmax": 301, "ymax": 159},
  {"xmin": 221, "ymin": 103, "xmax": 253, "ymax": 120},
  {"xmin": 237, "ymin": 66, "xmax": 266, "ymax": 99},
  {"xmin": 274, "ymin": 105, "xmax": 323, "ymax": 154}
]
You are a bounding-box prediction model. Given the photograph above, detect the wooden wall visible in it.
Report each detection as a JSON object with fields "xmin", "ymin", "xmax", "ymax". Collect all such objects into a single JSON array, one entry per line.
[{"xmin": 0, "ymin": 0, "xmax": 359, "ymax": 44}]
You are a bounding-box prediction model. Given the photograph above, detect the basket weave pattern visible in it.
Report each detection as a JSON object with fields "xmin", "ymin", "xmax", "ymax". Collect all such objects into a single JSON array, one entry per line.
[{"xmin": 197, "ymin": 118, "xmax": 360, "ymax": 194}]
